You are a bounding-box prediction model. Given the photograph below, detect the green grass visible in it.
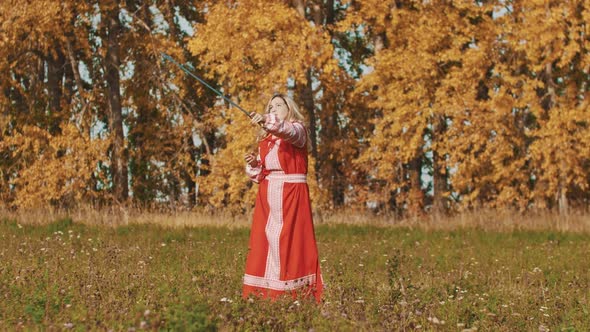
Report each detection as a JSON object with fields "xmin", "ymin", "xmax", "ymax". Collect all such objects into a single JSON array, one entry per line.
[{"xmin": 1, "ymin": 218, "xmax": 589, "ymax": 330}]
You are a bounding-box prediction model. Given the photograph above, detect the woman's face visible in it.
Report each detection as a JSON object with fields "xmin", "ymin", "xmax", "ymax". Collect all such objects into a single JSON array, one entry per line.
[{"xmin": 268, "ymin": 97, "xmax": 289, "ymax": 121}]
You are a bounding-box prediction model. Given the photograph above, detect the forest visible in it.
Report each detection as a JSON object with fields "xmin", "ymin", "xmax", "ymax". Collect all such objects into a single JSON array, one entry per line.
[{"xmin": 1, "ymin": 0, "xmax": 589, "ymax": 215}]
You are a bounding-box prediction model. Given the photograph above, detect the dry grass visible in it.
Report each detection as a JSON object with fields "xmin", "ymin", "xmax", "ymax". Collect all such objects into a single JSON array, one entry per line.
[
  {"xmin": 2, "ymin": 206, "xmax": 590, "ymax": 233},
  {"xmin": 317, "ymin": 208, "xmax": 590, "ymax": 233},
  {"xmin": 383, "ymin": 209, "xmax": 590, "ymax": 233},
  {"xmin": 2, "ymin": 217, "xmax": 589, "ymax": 330},
  {"xmin": 0, "ymin": 206, "xmax": 250, "ymax": 228}
]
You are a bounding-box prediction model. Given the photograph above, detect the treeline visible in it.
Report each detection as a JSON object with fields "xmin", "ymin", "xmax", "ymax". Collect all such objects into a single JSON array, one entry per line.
[{"xmin": 0, "ymin": 0, "xmax": 588, "ymax": 215}]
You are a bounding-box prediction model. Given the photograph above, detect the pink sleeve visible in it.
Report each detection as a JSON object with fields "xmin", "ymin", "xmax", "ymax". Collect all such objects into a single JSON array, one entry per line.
[
  {"xmin": 263, "ymin": 114, "xmax": 307, "ymax": 148},
  {"xmin": 245, "ymin": 153, "xmax": 265, "ymax": 183}
]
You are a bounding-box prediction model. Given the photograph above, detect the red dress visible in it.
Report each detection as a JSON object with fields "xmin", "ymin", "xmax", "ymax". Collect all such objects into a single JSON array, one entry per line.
[{"xmin": 242, "ymin": 114, "xmax": 323, "ymax": 302}]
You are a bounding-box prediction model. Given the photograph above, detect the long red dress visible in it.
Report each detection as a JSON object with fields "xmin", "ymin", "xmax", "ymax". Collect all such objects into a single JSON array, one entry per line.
[{"xmin": 242, "ymin": 114, "xmax": 323, "ymax": 302}]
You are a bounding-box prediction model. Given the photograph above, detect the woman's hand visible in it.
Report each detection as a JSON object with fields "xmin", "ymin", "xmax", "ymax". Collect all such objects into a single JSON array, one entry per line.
[
  {"xmin": 244, "ymin": 153, "xmax": 258, "ymax": 167},
  {"xmin": 250, "ymin": 112, "xmax": 265, "ymax": 126}
]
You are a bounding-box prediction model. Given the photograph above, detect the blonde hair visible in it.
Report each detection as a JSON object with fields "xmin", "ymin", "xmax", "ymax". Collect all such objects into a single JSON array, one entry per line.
[
  {"xmin": 257, "ymin": 93, "xmax": 311, "ymax": 151},
  {"xmin": 264, "ymin": 93, "xmax": 306, "ymax": 122}
]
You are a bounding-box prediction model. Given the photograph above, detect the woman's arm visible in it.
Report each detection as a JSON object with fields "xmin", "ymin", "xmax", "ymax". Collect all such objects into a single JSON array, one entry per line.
[
  {"xmin": 262, "ymin": 114, "xmax": 307, "ymax": 148},
  {"xmin": 244, "ymin": 152, "xmax": 264, "ymax": 183}
]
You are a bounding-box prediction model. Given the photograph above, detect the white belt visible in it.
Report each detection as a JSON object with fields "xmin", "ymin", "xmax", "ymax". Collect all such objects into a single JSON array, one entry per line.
[{"xmin": 266, "ymin": 172, "xmax": 307, "ymax": 183}]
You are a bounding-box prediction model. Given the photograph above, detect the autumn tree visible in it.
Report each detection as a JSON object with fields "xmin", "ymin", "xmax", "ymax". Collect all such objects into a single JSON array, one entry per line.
[
  {"xmin": 0, "ymin": 0, "xmax": 588, "ymax": 215},
  {"xmin": 0, "ymin": 0, "xmax": 216, "ymax": 209},
  {"xmin": 188, "ymin": 0, "xmax": 342, "ymax": 212},
  {"xmin": 0, "ymin": 1, "xmax": 105, "ymax": 207},
  {"xmin": 342, "ymin": 1, "xmax": 497, "ymax": 214},
  {"xmin": 498, "ymin": 0, "xmax": 590, "ymax": 212}
]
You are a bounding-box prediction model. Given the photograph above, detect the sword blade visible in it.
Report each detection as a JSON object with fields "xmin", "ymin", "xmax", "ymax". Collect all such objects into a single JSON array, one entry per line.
[{"xmin": 160, "ymin": 52, "xmax": 253, "ymax": 118}]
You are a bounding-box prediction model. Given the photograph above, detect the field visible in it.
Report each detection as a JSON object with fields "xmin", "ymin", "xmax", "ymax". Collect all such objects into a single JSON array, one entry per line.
[{"xmin": 1, "ymin": 212, "xmax": 590, "ymax": 331}]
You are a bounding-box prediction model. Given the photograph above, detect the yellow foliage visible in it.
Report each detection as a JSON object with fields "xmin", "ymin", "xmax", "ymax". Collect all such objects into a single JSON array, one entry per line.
[
  {"xmin": 1, "ymin": 0, "xmax": 589, "ymax": 214},
  {"xmin": 188, "ymin": 0, "xmax": 332, "ymax": 96},
  {"xmin": 187, "ymin": 0, "xmax": 335, "ymax": 212},
  {"xmin": 3, "ymin": 124, "xmax": 109, "ymax": 208}
]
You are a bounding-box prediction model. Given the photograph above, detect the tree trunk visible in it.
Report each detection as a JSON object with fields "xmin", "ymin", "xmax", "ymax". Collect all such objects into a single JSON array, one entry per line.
[
  {"xmin": 557, "ymin": 185, "xmax": 568, "ymax": 216},
  {"xmin": 292, "ymin": 0, "xmax": 306, "ymax": 17},
  {"xmin": 289, "ymin": 2, "xmax": 320, "ymax": 183},
  {"xmin": 544, "ymin": 62, "xmax": 567, "ymax": 215},
  {"xmin": 163, "ymin": 0, "xmax": 200, "ymax": 209},
  {"xmin": 65, "ymin": 37, "xmax": 90, "ymax": 133},
  {"xmin": 431, "ymin": 112, "xmax": 448, "ymax": 214},
  {"xmin": 46, "ymin": 47, "xmax": 65, "ymax": 134},
  {"xmin": 311, "ymin": 3, "xmax": 322, "ymax": 25},
  {"xmin": 104, "ymin": 1, "xmax": 128, "ymax": 203},
  {"xmin": 407, "ymin": 155, "xmax": 423, "ymax": 216},
  {"xmin": 298, "ymin": 70, "xmax": 319, "ymax": 181},
  {"xmin": 432, "ymin": 150, "xmax": 447, "ymax": 214},
  {"xmin": 326, "ymin": 0, "xmax": 335, "ymax": 25},
  {"xmin": 373, "ymin": 33, "xmax": 387, "ymax": 53}
]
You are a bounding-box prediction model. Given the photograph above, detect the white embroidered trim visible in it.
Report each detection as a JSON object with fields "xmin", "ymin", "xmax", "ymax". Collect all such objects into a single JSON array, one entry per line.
[
  {"xmin": 263, "ymin": 114, "xmax": 307, "ymax": 148},
  {"xmin": 265, "ymin": 140, "xmax": 282, "ymax": 171},
  {"xmin": 264, "ymin": 176, "xmax": 283, "ymax": 280},
  {"xmin": 266, "ymin": 173, "xmax": 307, "ymax": 183},
  {"xmin": 262, "ymin": 172, "xmax": 307, "ymax": 280},
  {"xmin": 245, "ymin": 164, "xmax": 262, "ymax": 183},
  {"xmin": 243, "ymin": 273, "xmax": 317, "ymax": 291}
]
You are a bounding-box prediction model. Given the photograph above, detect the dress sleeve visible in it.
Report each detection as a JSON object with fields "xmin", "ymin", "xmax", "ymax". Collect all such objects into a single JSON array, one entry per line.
[
  {"xmin": 262, "ymin": 114, "xmax": 307, "ymax": 148},
  {"xmin": 245, "ymin": 153, "xmax": 265, "ymax": 183}
]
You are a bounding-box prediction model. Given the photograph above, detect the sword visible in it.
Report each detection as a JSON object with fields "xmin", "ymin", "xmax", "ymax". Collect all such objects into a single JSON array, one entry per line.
[{"xmin": 160, "ymin": 52, "xmax": 254, "ymax": 120}]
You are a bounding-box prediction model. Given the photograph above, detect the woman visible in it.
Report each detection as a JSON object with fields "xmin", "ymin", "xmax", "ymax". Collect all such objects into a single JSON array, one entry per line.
[{"xmin": 242, "ymin": 93, "xmax": 323, "ymax": 302}]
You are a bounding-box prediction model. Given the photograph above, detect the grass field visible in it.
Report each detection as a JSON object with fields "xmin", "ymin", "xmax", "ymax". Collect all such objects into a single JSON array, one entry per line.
[{"xmin": 1, "ymin": 214, "xmax": 590, "ymax": 331}]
